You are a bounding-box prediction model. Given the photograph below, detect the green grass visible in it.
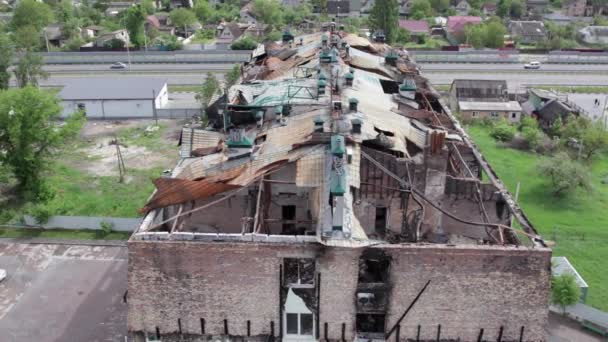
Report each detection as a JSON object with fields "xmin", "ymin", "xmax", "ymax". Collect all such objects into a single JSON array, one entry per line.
[
  {"xmin": 403, "ymin": 37, "xmax": 449, "ymax": 49},
  {"xmin": 168, "ymin": 85, "xmax": 200, "ymax": 93},
  {"xmin": 0, "ymin": 227, "xmax": 131, "ymax": 240},
  {"xmin": 467, "ymin": 125, "xmax": 608, "ymax": 311},
  {"xmin": 433, "ymin": 84, "xmax": 451, "ymax": 92},
  {"xmin": 532, "ymin": 85, "xmax": 608, "ymax": 94}
]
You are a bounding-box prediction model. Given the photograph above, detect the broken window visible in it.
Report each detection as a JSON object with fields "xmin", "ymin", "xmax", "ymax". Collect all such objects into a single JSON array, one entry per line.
[
  {"xmin": 358, "ymin": 250, "xmax": 391, "ymax": 283},
  {"xmin": 379, "ymin": 80, "xmax": 399, "ymax": 94},
  {"xmin": 285, "ymin": 313, "xmax": 314, "ymax": 336},
  {"xmin": 374, "ymin": 207, "xmax": 387, "ymax": 236},
  {"xmin": 284, "ymin": 258, "xmax": 315, "ymax": 286},
  {"xmin": 356, "ymin": 314, "xmax": 385, "ymax": 334},
  {"xmin": 282, "ymin": 205, "xmax": 296, "ymax": 234}
]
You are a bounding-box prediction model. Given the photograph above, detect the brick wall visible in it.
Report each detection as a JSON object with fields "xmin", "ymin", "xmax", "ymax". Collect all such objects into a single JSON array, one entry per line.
[{"xmin": 128, "ymin": 241, "xmax": 550, "ymax": 341}]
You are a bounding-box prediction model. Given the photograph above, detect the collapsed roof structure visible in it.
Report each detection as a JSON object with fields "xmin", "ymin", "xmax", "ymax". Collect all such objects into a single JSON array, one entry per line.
[{"xmin": 128, "ymin": 31, "xmax": 551, "ymax": 342}]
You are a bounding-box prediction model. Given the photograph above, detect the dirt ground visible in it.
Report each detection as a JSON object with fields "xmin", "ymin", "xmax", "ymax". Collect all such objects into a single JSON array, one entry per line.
[{"xmin": 73, "ymin": 119, "xmax": 186, "ymax": 177}]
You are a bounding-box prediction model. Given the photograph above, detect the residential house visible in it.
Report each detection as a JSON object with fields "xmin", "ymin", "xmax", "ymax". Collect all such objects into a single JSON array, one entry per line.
[
  {"xmin": 82, "ymin": 25, "xmax": 104, "ymax": 39},
  {"xmin": 147, "ymin": 13, "xmax": 176, "ymax": 35},
  {"xmin": 449, "ymin": 79, "xmax": 509, "ymax": 111},
  {"xmin": 95, "ymin": 29, "xmax": 130, "ymax": 48},
  {"xmin": 104, "ymin": 1, "xmax": 135, "ymax": 16},
  {"xmin": 455, "ymin": 0, "xmax": 471, "ymax": 15},
  {"xmin": 481, "ymin": 2, "xmax": 497, "ymax": 16},
  {"xmin": 526, "ymin": 0, "xmax": 549, "ymax": 14},
  {"xmin": 244, "ymin": 23, "xmax": 268, "ymax": 39},
  {"xmin": 509, "ymin": 20, "xmax": 547, "ymax": 44},
  {"xmin": 562, "ymin": 0, "xmax": 593, "ymax": 16},
  {"xmin": 446, "ymin": 16, "xmax": 482, "ymax": 43},
  {"xmin": 327, "ymin": 0, "xmax": 350, "ymax": 17},
  {"xmin": 43, "ymin": 24, "xmax": 73, "ymax": 47},
  {"xmin": 240, "ymin": 4, "xmax": 258, "ymax": 25},
  {"xmin": 458, "ymin": 101, "xmax": 523, "ymax": 123},
  {"xmin": 578, "ymin": 25, "xmax": 608, "ymax": 44},
  {"xmin": 399, "ymin": 0, "xmax": 413, "ymax": 16},
  {"xmin": 398, "ymin": 20, "xmax": 430, "ymax": 43},
  {"xmin": 542, "ymin": 12, "xmax": 594, "ymax": 25},
  {"xmin": 217, "ymin": 22, "xmax": 244, "ymax": 47},
  {"xmin": 521, "ymin": 89, "xmax": 573, "ymax": 129}
]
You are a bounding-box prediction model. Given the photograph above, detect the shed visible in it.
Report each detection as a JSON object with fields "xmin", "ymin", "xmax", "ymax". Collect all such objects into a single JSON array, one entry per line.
[{"xmin": 58, "ymin": 77, "xmax": 169, "ymax": 119}]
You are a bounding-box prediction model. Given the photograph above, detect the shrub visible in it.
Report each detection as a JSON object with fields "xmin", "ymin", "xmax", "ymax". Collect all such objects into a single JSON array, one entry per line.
[
  {"xmin": 522, "ymin": 126, "xmax": 544, "ymax": 151},
  {"xmin": 538, "ymin": 152, "xmax": 590, "ymax": 197},
  {"xmin": 490, "ymin": 119, "xmax": 516, "ymax": 142},
  {"xmin": 100, "ymin": 220, "xmax": 114, "ymax": 235},
  {"xmin": 30, "ymin": 204, "xmax": 51, "ymax": 224},
  {"xmin": 551, "ymin": 273, "xmax": 580, "ymax": 314},
  {"xmin": 231, "ymin": 35, "xmax": 258, "ymax": 50}
]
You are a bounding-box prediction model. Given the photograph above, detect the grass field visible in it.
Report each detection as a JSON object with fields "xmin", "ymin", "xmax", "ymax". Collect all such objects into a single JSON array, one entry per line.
[
  {"xmin": 532, "ymin": 85, "xmax": 608, "ymax": 94},
  {"xmin": 467, "ymin": 125, "xmax": 608, "ymax": 311},
  {"xmin": 168, "ymin": 85, "xmax": 200, "ymax": 93},
  {"xmin": 0, "ymin": 227, "xmax": 131, "ymax": 240}
]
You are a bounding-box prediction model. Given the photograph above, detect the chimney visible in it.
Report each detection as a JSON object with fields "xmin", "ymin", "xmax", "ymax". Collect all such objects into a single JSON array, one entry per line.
[
  {"xmin": 385, "ymin": 51, "xmax": 398, "ymax": 66},
  {"xmin": 318, "ymin": 79, "xmax": 326, "ymax": 95},
  {"xmin": 344, "ymin": 72, "xmax": 354, "ymax": 86},
  {"xmin": 351, "ymin": 118, "xmax": 362, "ymax": 134},
  {"xmin": 314, "ymin": 116, "xmax": 325, "ymax": 132},
  {"xmin": 348, "ymin": 98, "xmax": 359, "ymax": 112}
]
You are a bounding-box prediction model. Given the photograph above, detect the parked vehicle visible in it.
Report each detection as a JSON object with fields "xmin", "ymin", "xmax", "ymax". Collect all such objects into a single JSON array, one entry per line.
[
  {"xmin": 110, "ymin": 62, "xmax": 127, "ymax": 69},
  {"xmin": 524, "ymin": 61, "xmax": 541, "ymax": 69},
  {"xmin": 0, "ymin": 269, "xmax": 6, "ymax": 283}
]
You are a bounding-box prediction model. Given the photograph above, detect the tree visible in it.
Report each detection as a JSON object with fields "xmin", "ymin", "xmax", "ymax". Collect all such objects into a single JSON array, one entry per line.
[
  {"xmin": 369, "ymin": 0, "xmax": 399, "ymax": 43},
  {"xmin": 194, "ymin": 0, "xmax": 214, "ymax": 21},
  {"xmin": 13, "ymin": 51, "xmax": 49, "ymax": 88},
  {"xmin": 170, "ymin": 8, "xmax": 197, "ymax": 35},
  {"xmin": 141, "ymin": 0, "xmax": 156, "ymax": 15},
  {"xmin": 483, "ymin": 20, "xmax": 506, "ymax": 48},
  {"xmin": 11, "ymin": 0, "xmax": 54, "ymax": 31},
  {"xmin": 538, "ymin": 152, "xmax": 590, "ymax": 197},
  {"xmin": 430, "ymin": 0, "xmax": 450, "ymax": 13},
  {"xmin": 225, "ymin": 63, "xmax": 241, "ymax": 89},
  {"xmin": 55, "ymin": 0, "xmax": 75, "ymax": 24},
  {"xmin": 510, "ymin": 0, "xmax": 524, "ymax": 19},
  {"xmin": 395, "ymin": 27, "xmax": 411, "ymax": 45},
  {"xmin": 310, "ymin": 0, "xmax": 328, "ymax": 14},
  {"xmin": 125, "ymin": 5, "xmax": 146, "ymax": 48},
  {"xmin": 252, "ymin": 0, "xmax": 283, "ymax": 27},
  {"xmin": 490, "ymin": 119, "xmax": 516, "ymax": 141},
  {"xmin": 15, "ymin": 25, "xmax": 42, "ymax": 50},
  {"xmin": 196, "ymin": 72, "xmax": 220, "ymax": 122},
  {"xmin": 465, "ymin": 24, "xmax": 485, "ymax": 48},
  {"xmin": 0, "ymin": 87, "xmax": 85, "ymax": 200},
  {"xmin": 551, "ymin": 273, "xmax": 580, "ymax": 314},
  {"xmin": 496, "ymin": 0, "xmax": 511, "ymax": 17},
  {"xmin": 0, "ymin": 34, "xmax": 14, "ymax": 90},
  {"xmin": 561, "ymin": 116, "xmax": 608, "ymax": 160},
  {"xmin": 409, "ymin": 0, "xmax": 432, "ymax": 19}
]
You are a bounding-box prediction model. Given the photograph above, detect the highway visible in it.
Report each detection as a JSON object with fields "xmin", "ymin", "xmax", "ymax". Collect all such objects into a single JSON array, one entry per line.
[{"xmin": 32, "ymin": 61, "xmax": 608, "ymax": 90}]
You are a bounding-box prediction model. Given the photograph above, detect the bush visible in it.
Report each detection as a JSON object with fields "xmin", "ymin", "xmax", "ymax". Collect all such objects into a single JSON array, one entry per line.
[
  {"xmin": 231, "ymin": 35, "xmax": 258, "ymax": 50},
  {"xmin": 551, "ymin": 273, "xmax": 581, "ymax": 314},
  {"xmin": 100, "ymin": 220, "xmax": 114, "ymax": 235},
  {"xmin": 522, "ymin": 126, "xmax": 545, "ymax": 151},
  {"xmin": 538, "ymin": 152, "xmax": 590, "ymax": 197},
  {"xmin": 490, "ymin": 119, "xmax": 516, "ymax": 142},
  {"xmin": 264, "ymin": 30, "xmax": 281, "ymax": 42},
  {"xmin": 30, "ymin": 204, "xmax": 51, "ymax": 224}
]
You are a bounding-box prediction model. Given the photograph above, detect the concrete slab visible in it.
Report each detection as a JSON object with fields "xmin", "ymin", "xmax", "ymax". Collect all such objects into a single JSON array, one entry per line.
[{"xmin": 0, "ymin": 242, "xmax": 127, "ymax": 342}]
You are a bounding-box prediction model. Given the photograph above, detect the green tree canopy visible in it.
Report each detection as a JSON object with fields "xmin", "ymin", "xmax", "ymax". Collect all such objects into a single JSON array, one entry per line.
[
  {"xmin": 561, "ymin": 117, "xmax": 608, "ymax": 160},
  {"xmin": 369, "ymin": 0, "xmax": 399, "ymax": 43},
  {"xmin": 430, "ymin": 0, "xmax": 449, "ymax": 14},
  {"xmin": 484, "ymin": 20, "xmax": 507, "ymax": 48},
  {"xmin": 55, "ymin": 0, "xmax": 75, "ymax": 24},
  {"xmin": 410, "ymin": 0, "xmax": 433, "ymax": 19},
  {"xmin": 231, "ymin": 35, "xmax": 258, "ymax": 49},
  {"xmin": 11, "ymin": 0, "xmax": 54, "ymax": 31},
  {"xmin": 0, "ymin": 87, "xmax": 85, "ymax": 200},
  {"xmin": 510, "ymin": 0, "xmax": 524, "ymax": 18},
  {"xmin": 225, "ymin": 63, "xmax": 241, "ymax": 89},
  {"xmin": 13, "ymin": 50, "xmax": 49, "ymax": 88},
  {"xmin": 252, "ymin": 0, "xmax": 283, "ymax": 27},
  {"xmin": 194, "ymin": 0, "xmax": 214, "ymax": 22},
  {"xmin": 125, "ymin": 5, "xmax": 146, "ymax": 48},
  {"xmin": 196, "ymin": 72, "xmax": 220, "ymax": 123},
  {"xmin": 141, "ymin": 0, "xmax": 156, "ymax": 15},
  {"xmin": 551, "ymin": 273, "xmax": 581, "ymax": 314},
  {"xmin": 538, "ymin": 152, "xmax": 590, "ymax": 197},
  {"xmin": 0, "ymin": 34, "xmax": 14, "ymax": 90},
  {"xmin": 170, "ymin": 8, "xmax": 198, "ymax": 29},
  {"xmin": 496, "ymin": 0, "xmax": 511, "ymax": 17}
]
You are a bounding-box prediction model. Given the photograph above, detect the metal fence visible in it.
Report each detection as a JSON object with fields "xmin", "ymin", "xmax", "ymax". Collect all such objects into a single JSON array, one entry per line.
[
  {"xmin": 157, "ymin": 108, "xmax": 202, "ymax": 119},
  {"xmin": 411, "ymin": 50, "xmax": 608, "ymax": 64},
  {"xmin": 37, "ymin": 50, "xmax": 252, "ymax": 64}
]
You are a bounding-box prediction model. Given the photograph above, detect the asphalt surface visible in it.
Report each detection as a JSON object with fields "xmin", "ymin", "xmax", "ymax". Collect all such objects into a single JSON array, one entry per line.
[
  {"xmin": 418, "ymin": 62, "xmax": 608, "ymax": 72},
  {"xmin": 0, "ymin": 242, "xmax": 128, "ymax": 342}
]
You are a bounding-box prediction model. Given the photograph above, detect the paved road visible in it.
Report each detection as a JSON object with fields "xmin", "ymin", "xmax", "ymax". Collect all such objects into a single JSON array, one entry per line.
[
  {"xmin": 43, "ymin": 63, "xmax": 235, "ymax": 73},
  {"xmin": 418, "ymin": 62, "xmax": 608, "ymax": 72}
]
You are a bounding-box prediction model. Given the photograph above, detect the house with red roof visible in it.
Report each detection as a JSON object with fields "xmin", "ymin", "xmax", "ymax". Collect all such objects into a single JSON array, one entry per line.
[
  {"xmin": 446, "ymin": 16, "xmax": 482, "ymax": 43},
  {"xmin": 399, "ymin": 20, "xmax": 430, "ymax": 43}
]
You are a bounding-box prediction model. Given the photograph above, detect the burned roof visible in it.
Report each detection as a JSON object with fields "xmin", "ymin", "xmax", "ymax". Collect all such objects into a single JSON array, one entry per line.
[{"xmin": 133, "ymin": 31, "xmax": 544, "ymax": 250}]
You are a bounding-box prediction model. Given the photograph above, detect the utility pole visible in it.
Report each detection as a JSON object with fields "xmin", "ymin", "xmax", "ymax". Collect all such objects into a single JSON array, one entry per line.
[
  {"xmin": 44, "ymin": 29, "xmax": 50, "ymax": 52},
  {"xmin": 114, "ymin": 136, "xmax": 126, "ymax": 183},
  {"xmin": 152, "ymin": 89, "xmax": 158, "ymax": 125}
]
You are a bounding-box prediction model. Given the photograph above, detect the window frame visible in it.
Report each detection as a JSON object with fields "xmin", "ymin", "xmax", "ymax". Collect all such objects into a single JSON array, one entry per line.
[{"xmin": 284, "ymin": 312, "xmax": 315, "ymax": 337}]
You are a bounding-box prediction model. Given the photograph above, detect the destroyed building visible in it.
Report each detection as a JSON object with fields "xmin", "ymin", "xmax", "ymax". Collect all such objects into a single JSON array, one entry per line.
[{"xmin": 128, "ymin": 31, "xmax": 551, "ymax": 342}]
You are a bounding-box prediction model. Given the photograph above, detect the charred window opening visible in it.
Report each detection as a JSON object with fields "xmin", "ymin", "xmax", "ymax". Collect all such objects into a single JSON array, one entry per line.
[
  {"xmin": 282, "ymin": 205, "xmax": 296, "ymax": 234},
  {"xmin": 379, "ymin": 79, "xmax": 399, "ymax": 94},
  {"xmin": 374, "ymin": 207, "xmax": 387, "ymax": 236},
  {"xmin": 356, "ymin": 314, "xmax": 386, "ymax": 334},
  {"xmin": 406, "ymin": 138, "xmax": 423, "ymax": 156},
  {"xmin": 358, "ymin": 250, "xmax": 391, "ymax": 283},
  {"xmin": 495, "ymin": 194, "xmax": 507, "ymax": 219},
  {"xmin": 284, "ymin": 258, "xmax": 315, "ymax": 286}
]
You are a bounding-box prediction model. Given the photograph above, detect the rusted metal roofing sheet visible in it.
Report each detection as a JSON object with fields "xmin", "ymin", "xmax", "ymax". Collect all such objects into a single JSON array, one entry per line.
[{"xmin": 179, "ymin": 128, "xmax": 223, "ymax": 158}]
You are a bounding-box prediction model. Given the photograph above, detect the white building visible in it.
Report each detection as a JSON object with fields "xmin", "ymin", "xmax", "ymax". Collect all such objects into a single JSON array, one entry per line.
[{"xmin": 59, "ymin": 77, "xmax": 169, "ymax": 119}]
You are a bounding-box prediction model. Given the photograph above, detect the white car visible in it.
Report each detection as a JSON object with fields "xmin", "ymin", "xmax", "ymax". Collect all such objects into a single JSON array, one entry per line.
[
  {"xmin": 110, "ymin": 62, "xmax": 127, "ymax": 70},
  {"xmin": 0, "ymin": 269, "xmax": 6, "ymax": 283},
  {"xmin": 524, "ymin": 61, "xmax": 541, "ymax": 69}
]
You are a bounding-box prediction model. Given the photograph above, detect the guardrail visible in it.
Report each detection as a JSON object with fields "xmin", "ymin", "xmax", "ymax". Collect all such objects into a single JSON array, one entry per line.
[
  {"xmin": 31, "ymin": 50, "xmax": 253, "ymax": 65},
  {"xmin": 410, "ymin": 50, "xmax": 608, "ymax": 64}
]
